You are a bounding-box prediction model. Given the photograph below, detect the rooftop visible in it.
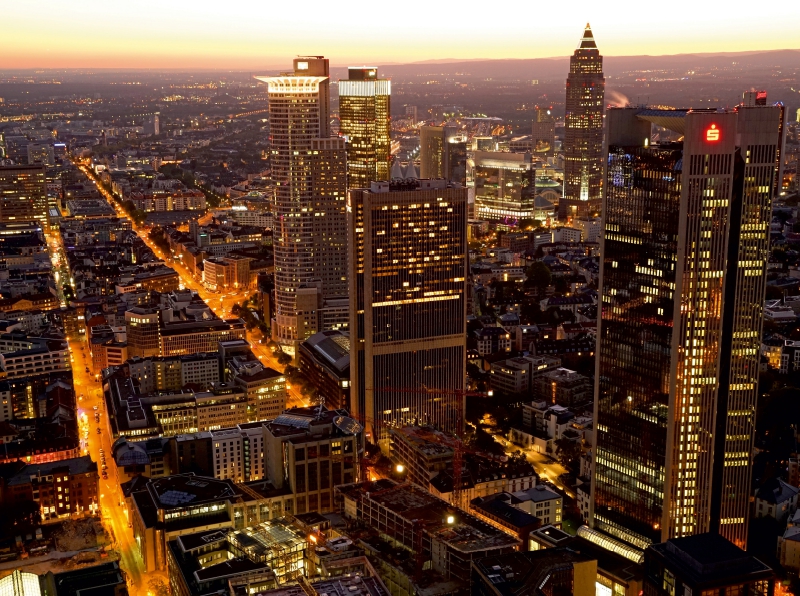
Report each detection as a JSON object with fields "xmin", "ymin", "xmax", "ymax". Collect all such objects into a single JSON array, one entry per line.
[
  {"xmin": 340, "ymin": 480, "xmax": 519, "ymax": 553},
  {"xmin": 649, "ymin": 533, "xmax": 774, "ymax": 584}
]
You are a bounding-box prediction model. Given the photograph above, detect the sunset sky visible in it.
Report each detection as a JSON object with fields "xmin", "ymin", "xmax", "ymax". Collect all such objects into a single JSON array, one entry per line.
[{"xmin": 2, "ymin": 0, "xmax": 798, "ymax": 69}]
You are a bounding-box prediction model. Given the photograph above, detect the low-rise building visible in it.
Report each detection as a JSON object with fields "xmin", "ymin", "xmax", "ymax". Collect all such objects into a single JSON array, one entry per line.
[
  {"xmin": 532, "ymin": 367, "xmax": 592, "ymax": 406},
  {"xmin": 0, "ymin": 334, "xmax": 70, "ymax": 379},
  {"xmin": 298, "ymin": 330, "xmax": 350, "ymax": 411},
  {"xmin": 755, "ymin": 477, "xmax": 799, "ymax": 522},
  {"xmin": 130, "ymin": 473, "xmax": 292, "ymax": 572},
  {"xmin": 471, "ymin": 549, "xmax": 596, "ymax": 596},
  {"xmin": 338, "ymin": 479, "xmax": 520, "ymax": 581},
  {"xmin": 160, "ymin": 319, "xmax": 247, "ymax": 356},
  {"xmin": 643, "ymin": 533, "xmax": 775, "ymax": 596},
  {"xmin": 489, "ymin": 355, "xmax": 561, "ymax": 397},
  {"xmin": 1, "ymin": 455, "xmax": 99, "ymax": 522},
  {"xmin": 263, "ymin": 407, "xmax": 362, "ymax": 515},
  {"xmin": 475, "ymin": 327, "xmax": 512, "ymax": 356},
  {"xmin": 127, "ymin": 353, "xmax": 221, "ymax": 393}
]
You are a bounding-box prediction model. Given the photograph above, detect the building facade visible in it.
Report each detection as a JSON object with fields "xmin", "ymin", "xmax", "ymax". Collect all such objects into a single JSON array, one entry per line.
[
  {"xmin": 561, "ymin": 24, "xmax": 605, "ymax": 219},
  {"xmin": 0, "ymin": 165, "xmax": 48, "ymax": 231},
  {"xmin": 419, "ymin": 126, "xmax": 467, "ymax": 186},
  {"xmin": 348, "ymin": 179, "xmax": 468, "ymax": 441},
  {"xmin": 532, "ymin": 106, "xmax": 556, "ymax": 156},
  {"xmin": 339, "ymin": 67, "xmax": 391, "ymax": 188},
  {"xmin": 590, "ymin": 104, "xmax": 784, "ymax": 550},
  {"xmin": 256, "ymin": 57, "xmax": 347, "ymax": 349},
  {"xmin": 471, "ymin": 151, "xmax": 536, "ymax": 224}
]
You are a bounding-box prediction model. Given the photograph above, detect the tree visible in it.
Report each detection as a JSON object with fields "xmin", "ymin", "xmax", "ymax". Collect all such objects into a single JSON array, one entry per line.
[
  {"xmin": 525, "ymin": 261, "xmax": 552, "ymax": 289},
  {"xmin": 276, "ymin": 351, "xmax": 292, "ymax": 366},
  {"xmin": 148, "ymin": 578, "xmax": 170, "ymax": 596},
  {"xmin": 554, "ymin": 438, "xmax": 582, "ymax": 474},
  {"xmin": 1, "ymin": 500, "xmax": 41, "ymax": 536}
]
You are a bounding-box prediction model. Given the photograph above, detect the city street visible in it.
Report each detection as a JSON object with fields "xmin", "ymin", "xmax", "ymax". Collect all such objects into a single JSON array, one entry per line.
[
  {"xmin": 73, "ymin": 162, "xmax": 308, "ymax": 409},
  {"xmin": 70, "ymin": 343, "xmax": 147, "ymax": 595},
  {"xmin": 494, "ymin": 434, "xmax": 572, "ymax": 497}
]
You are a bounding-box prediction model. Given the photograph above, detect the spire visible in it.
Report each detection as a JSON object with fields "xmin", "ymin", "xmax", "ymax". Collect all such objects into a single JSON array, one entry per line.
[{"xmin": 579, "ymin": 23, "xmax": 597, "ymax": 50}]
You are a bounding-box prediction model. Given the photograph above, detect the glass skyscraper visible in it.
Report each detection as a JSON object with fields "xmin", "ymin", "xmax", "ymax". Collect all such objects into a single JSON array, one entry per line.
[
  {"xmin": 338, "ymin": 67, "xmax": 391, "ymax": 188},
  {"xmin": 590, "ymin": 103, "xmax": 784, "ymax": 551},
  {"xmin": 561, "ymin": 24, "xmax": 605, "ymax": 220}
]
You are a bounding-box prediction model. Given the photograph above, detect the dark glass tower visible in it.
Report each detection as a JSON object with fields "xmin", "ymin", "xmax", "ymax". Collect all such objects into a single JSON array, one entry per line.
[
  {"xmin": 590, "ymin": 104, "xmax": 784, "ymax": 551},
  {"xmin": 561, "ymin": 24, "xmax": 605, "ymax": 220}
]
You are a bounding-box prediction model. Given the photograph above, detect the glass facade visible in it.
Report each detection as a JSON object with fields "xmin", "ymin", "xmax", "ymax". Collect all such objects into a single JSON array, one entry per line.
[
  {"xmin": 594, "ymin": 143, "xmax": 682, "ymax": 547},
  {"xmin": 472, "ymin": 151, "xmax": 535, "ymax": 225},
  {"xmin": 339, "ymin": 68, "xmax": 391, "ymax": 188},
  {"xmin": 592, "ymin": 106, "xmax": 783, "ymax": 551},
  {"xmin": 562, "ymin": 25, "xmax": 605, "ymax": 219}
]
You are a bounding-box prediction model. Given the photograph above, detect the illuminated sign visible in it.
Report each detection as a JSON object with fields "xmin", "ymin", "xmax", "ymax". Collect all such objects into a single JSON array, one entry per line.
[
  {"xmin": 706, "ymin": 124, "xmax": 720, "ymax": 142},
  {"xmin": 296, "ymin": 61, "xmax": 309, "ymax": 70}
]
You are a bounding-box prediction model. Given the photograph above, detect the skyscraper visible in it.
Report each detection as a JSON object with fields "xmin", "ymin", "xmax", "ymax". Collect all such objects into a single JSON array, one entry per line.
[
  {"xmin": 561, "ymin": 24, "xmax": 604, "ymax": 220},
  {"xmin": 339, "ymin": 67, "xmax": 391, "ymax": 188},
  {"xmin": 256, "ymin": 57, "xmax": 347, "ymax": 349},
  {"xmin": 419, "ymin": 125, "xmax": 467, "ymax": 186},
  {"xmin": 532, "ymin": 106, "xmax": 555, "ymax": 156},
  {"xmin": 590, "ymin": 103, "xmax": 784, "ymax": 551},
  {"xmin": 0, "ymin": 164, "xmax": 48, "ymax": 231},
  {"xmin": 348, "ymin": 179, "xmax": 468, "ymax": 442}
]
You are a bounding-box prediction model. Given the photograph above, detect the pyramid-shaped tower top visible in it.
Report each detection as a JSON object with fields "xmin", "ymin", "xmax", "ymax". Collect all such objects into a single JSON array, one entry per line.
[{"xmin": 579, "ymin": 23, "xmax": 597, "ymax": 50}]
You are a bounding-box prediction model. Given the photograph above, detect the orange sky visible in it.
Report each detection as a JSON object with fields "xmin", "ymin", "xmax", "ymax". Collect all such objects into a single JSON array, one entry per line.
[{"xmin": 1, "ymin": 1, "xmax": 798, "ymax": 69}]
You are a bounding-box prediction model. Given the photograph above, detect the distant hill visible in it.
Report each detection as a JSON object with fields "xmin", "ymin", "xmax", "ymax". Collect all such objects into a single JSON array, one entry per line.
[{"xmin": 343, "ymin": 49, "xmax": 800, "ymax": 81}]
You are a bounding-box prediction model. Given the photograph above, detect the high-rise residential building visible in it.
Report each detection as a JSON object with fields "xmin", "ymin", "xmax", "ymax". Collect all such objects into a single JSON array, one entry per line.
[
  {"xmin": 590, "ymin": 103, "xmax": 784, "ymax": 552},
  {"xmin": 256, "ymin": 57, "xmax": 347, "ymax": 349},
  {"xmin": 145, "ymin": 113, "xmax": 160, "ymax": 136},
  {"xmin": 0, "ymin": 164, "xmax": 48, "ymax": 230},
  {"xmin": 532, "ymin": 106, "xmax": 556, "ymax": 156},
  {"xmin": 339, "ymin": 66, "xmax": 391, "ymax": 188},
  {"xmin": 348, "ymin": 179, "xmax": 468, "ymax": 442},
  {"xmin": 419, "ymin": 125, "xmax": 467, "ymax": 185},
  {"xmin": 561, "ymin": 24, "xmax": 604, "ymax": 220}
]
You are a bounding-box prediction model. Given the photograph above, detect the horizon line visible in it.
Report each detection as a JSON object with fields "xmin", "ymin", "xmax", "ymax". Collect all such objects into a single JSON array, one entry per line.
[{"xmin": 1, "ymin": 48, "xmax": 798, "ymax": 72}]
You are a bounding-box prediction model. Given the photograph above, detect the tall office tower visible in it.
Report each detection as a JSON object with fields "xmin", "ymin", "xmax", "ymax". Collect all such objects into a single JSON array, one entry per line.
[
  {"xmin": 561, "ymin": 24, "xmax": 605, "ymax": 220},
  {"xmin": 590, "ymin": 104, "xmax": 784, "ymax": 552},
  {"xmin": 348, "ymin": 179, "xmax": 468, "ymax": 442},
  {"xmin": 339, "ymin": 67, "xmax": 391, "ymax": 188},
  {"xmin": 144, "ymin": 113, "xmax": 160, "ymax": 136},
  {"xmin": 256, "ymin": 57, "xmax": 347, "ymax": 349},
  {"xmin": 419, "ymin": 125, "xmax": 467, "ymax": 185},
  {"xmin": 0, "ymin": 164, "xmax": 48, "ymax": 231},
  {"xmin": 532, "ymin": 106, "xmax": 556, "ymax": 156}
]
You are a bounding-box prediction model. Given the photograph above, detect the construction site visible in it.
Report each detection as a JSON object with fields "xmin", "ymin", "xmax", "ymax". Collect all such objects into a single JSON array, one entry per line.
[{"xmin": 336, "ymin": 479, "xmax": 520, "ymax": 583}]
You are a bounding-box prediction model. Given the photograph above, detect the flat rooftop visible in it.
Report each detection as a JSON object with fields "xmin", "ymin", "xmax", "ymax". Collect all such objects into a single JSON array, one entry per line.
[{"xmin": 341, "ymin": 480, "xmax": 519, "ymax": 553}]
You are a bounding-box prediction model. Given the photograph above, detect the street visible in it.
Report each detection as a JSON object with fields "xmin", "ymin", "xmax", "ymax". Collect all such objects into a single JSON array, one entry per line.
[
  {"xmin": 70, "ymin": 342, "xmax": 148, "ymax": 594},
  {"xmin": 73, "ymin": 161, "xmax": 308, "ymax": 409},
  {"xmin": 64, "ymin": 163, "xmax": 307, "ymax": 594}
]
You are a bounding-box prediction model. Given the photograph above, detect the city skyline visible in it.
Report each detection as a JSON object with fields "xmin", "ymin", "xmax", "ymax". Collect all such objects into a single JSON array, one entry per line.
[{"xmin": 1, "ymin": 2, "xmax": 799, "ymax": 69}]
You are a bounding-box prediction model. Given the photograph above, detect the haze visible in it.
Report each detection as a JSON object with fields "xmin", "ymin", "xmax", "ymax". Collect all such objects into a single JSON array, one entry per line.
[{"xmin": 2, "ymin": 0, "xmax": 799, "ymax": 69}]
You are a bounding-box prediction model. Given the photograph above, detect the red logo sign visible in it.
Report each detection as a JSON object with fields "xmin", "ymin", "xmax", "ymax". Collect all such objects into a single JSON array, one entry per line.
[{"xmin": 706, "ymin": 124, "xmax": 720, "ymax": 142}]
